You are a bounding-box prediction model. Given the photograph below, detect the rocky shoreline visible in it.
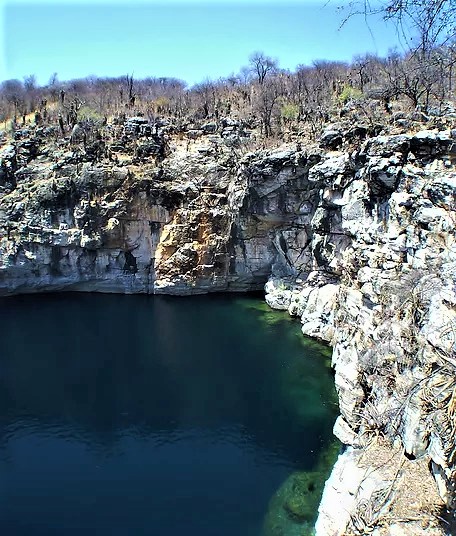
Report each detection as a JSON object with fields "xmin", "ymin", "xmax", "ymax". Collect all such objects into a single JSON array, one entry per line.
[
  {"xmin": 265, "ymin": 130, "xmax": 456, "ymax": 535},
  {"xmin": 1, "ymin": 121, "xmax": 455, "ymax": 534}
]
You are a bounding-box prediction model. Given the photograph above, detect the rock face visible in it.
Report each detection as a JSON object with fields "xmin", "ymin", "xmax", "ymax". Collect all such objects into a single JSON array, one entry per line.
[
  {"xmin": 264, "ymin": 130, "xmax": 456, "ymax": 535},
  {"xmin": 1, "ymin": 124, "xmax": 455, "ymax": 533},
  {"xmin": 0, "ymin": 136, "xmax": 324, "ymax": 295},
  {"xmin": 0, "ymin": 147, "xmax": 219, "ymax": 294}
]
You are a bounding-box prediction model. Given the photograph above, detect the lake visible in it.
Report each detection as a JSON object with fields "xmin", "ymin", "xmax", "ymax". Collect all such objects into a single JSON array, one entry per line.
[{"xmin": 0, "ymin": 293, "xmax": 338, "ymax": 536}]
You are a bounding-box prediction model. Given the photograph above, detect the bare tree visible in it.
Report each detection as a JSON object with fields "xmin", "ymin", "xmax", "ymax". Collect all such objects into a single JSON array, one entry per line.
[
  {"xmin": 47, "ymin": 73, "xmax": 59, "ymax": 102},
  {"xmin": 0, "ymin": 79, "xmax": 24, "ymax": 122},
  {"xmin": 23, "ymin": 75, "xmax": 37, "ymax": 113},
  {"xmin": 192, "ymin": 80, "xmax": 217, "ymax": 119},
  {"xmin": 346, "ymin": 0, "xmax": 456, "ymax": 54},
  {"xmin": 124, "ymin": 74, "xmax": 136, "ymax": 107},
  {"xmin": 254, "ymin": 77, "xmax": 283, "ymax": 137},
  {"xmin": 249, "ymin": 51, "xmax": 278, "ymax": 85},
  {"xmin": 63, "ymin": 96, "xmax": 85, "ymax": 127},
  {"xmin": 343, "ymin": 1, "xmax": 456, "ymax": 111}
]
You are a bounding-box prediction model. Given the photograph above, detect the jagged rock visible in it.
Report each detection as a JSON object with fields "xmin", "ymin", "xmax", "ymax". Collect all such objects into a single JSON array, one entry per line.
[
  {"xmin": 363, "ymin": 134, "xmax": 411, "ymax": 157},
  {"xmin": 299, "ymin": 282, "xmax": 339, "ymax": 341},
  {"xmin": 333, "ymin": 416, "xmax": 359, "ymax": 446},
  {"xmin": 364, "ymin": 154, "xmax": 403, "ymax": 194},
  {"xmin": 317, "ymin": 443, "xmax": 447, "ymax": 536},
  {"xmin": 201, "ymin": 122, "xmax": 217, "ymax": 134},
  {"xmin": 124, "ymin": 116, "xmax": 149, "ymax": 135},
  {"xmin": 319, "ymin": 128, "xmax": 343, "ymax": 150}
]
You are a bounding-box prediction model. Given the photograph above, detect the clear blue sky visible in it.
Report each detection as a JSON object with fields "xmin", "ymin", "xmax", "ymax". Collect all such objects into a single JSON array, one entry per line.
[{"xmin": 1, "ymin": 0, "xmax": 405, "ymax": 87}]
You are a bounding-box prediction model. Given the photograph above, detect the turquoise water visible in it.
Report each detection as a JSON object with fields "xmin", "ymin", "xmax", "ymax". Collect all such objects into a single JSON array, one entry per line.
[{"xmin": 0, "ymin": 293, "xmax": 338, "ymax": 535}]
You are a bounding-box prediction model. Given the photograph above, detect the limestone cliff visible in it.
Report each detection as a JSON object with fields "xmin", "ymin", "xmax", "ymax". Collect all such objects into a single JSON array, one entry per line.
[
  {"xmin": 0, "ymin": 129, "xmax": 323, "ymax": 295},
  {"xmin": 265, "ymin": 130, "xmax": 456, "ymax": 535},
  {"xmin": 0, "ymin": 121, "xmax": 455, "ymax": 534}
]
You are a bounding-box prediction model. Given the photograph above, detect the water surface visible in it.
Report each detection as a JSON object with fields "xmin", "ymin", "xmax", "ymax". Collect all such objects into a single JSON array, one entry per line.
[{"xmin": 0, "ymin": 293, "xmax": 338, "ymax": 535}]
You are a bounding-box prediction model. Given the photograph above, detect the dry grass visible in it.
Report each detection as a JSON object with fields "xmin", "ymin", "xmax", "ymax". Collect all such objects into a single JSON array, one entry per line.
[{"xmin": 346, "ymin": 438, "xmax": 447, "ymax": 535}]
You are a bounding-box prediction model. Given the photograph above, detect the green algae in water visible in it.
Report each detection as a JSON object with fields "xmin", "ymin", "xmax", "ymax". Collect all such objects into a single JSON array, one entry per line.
[
  {"xmin": 297, "ymin": 336, "xmax": 333, "ymax": 361},
  {"xmin": 263, "ymin": 440, "xmax": 341, "ymax": 536},
  {"xmin": 236, "ymin": 297, "xmax": 333, "ymax": 360},
  {"xmin": 244, "ymin": 297, "xmax": 338, "ymax": 424},
  {"xmin": 235, "ymin": 297, "xmax": 295, "ymax": 325},
  {"xmin": 238, "ymin": 296, "xmax": 341, "ymax": 536},
  {"xmin": 278, "ymin": 347, "xmax": 338, "ymax": 425}
]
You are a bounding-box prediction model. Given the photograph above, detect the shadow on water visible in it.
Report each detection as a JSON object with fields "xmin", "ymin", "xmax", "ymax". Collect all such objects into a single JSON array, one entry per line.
[{"xmin": 0, "ymin": 292, "xmax": 338, "ymax": 536}]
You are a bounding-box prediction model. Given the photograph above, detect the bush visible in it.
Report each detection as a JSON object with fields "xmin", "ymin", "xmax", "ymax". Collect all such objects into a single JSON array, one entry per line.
[
  {"xmin": 281, "ymin": 102, "xmax": 299, "ymax": 121},
  {"xmin": 77, "ymin": 106, "xmax": 104, "ymax": 126},
  {"xmin": 153, "ymin": 96, "xmax": 170, "ymax": 113},
  {"xmin": 339, "ymin": 85, "xmax": 364, "ymax": 104}
]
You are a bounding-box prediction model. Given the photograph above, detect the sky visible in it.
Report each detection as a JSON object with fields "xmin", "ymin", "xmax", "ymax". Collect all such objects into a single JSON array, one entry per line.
[{"xmin": 0, "ymin": 0, "xmax": 406, "ymax": 87}]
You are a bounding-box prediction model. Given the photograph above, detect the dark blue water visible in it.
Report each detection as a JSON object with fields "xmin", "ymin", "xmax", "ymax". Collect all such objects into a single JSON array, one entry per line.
[{"xmin": 0, "ymin": 293, "xmax": 338, "ymax": 536}]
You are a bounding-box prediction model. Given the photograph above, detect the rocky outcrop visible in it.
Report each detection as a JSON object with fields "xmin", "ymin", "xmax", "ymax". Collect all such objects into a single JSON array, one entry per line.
[
  {"xmin": 0, "ymin": 122, "xmax": 455, "ymax": 533},
  {"xmin": 265, "ymin": 129, "xmax": 456, "ymax": 534},
  {"xmin": 1, "ymin": 134, "xmax": 332, "ymax": 298},
  {"xmin": 0, "ymin": 134, "xmax": 322, "ymax": 295}
]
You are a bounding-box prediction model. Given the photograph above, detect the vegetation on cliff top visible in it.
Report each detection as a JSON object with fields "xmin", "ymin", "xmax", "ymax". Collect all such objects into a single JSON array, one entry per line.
[{"xmin": 1, "ymin": 1, "xmax": 456, "ymax": 148}]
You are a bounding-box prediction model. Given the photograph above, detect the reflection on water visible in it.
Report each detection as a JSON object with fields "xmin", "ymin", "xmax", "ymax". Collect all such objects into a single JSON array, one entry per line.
[{"xmin": 0, "ymin": 293, "xmax": 338, "ymax": 536}]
